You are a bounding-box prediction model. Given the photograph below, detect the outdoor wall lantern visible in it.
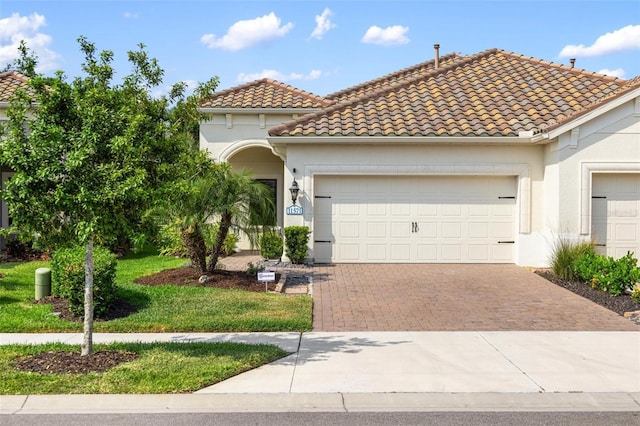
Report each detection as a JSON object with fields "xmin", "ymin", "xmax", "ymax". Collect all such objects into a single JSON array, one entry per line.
[{"xmin": 289, "ymin": 178, "xmax": 300, "ymax": 205}]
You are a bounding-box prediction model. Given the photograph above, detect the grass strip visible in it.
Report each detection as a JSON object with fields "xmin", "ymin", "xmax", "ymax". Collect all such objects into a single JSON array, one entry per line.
[{"xmin": 0, "ymin": 341, "xmax": 288, "ymax": 394}]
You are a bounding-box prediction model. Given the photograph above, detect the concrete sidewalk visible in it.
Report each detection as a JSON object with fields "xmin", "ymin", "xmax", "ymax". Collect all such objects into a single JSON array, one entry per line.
[{"xmin": 2, "ymin": 331, "xmax": 639, "ymax": 413}]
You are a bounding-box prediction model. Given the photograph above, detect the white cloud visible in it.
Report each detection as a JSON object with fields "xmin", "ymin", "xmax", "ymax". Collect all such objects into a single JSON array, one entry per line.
[
  {"xmin": 237, "ymin": 69, "xmax": 323, "ymax": 83},
  {"xmin": 598, "ymin": 68, "xmax": 626, "ymax": 79},
  {"xmin": 361, "ymin": 25, "xmax": 410, "ymax": 46},
  {"xmin": 123, "ymin": 12, "xmax": 140, "ymax": 19},
  {"xmin": 559, "ymin": 24, "xmax": 640, "ymax": 57},
  {"xmin": 201, "ymin": 12, "xmax": 293, "ymax": 51},
  {"xmin": 310, "ymin": 8, "xmax": 336, "ymax": 40},
  {"xmin": 0, "ymin": 13, "xmax": 60, "ymax": 72}
]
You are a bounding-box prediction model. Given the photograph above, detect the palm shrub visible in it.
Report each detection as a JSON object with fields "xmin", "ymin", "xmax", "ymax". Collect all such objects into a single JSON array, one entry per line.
[
  {"xmin": 51, "ymin": 245, "xmax": 117, "ymax": 318},
  {"xmin": 549, "ymin": 237, "xmax": 594, "ymax": 281},
  {"xmin": 284, "ymin": 226, "xmax": 310, "ymax": 264},
  {"xmin": 260, "ymin": 231, "xmax": 284, "ymax": 260}
]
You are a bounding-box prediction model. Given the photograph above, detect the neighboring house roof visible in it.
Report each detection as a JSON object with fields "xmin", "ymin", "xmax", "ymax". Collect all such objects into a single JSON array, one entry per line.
[
  {"xmin": 0, "ymin": 71, "xmax": 33, "ymax": 102},
  {"xmin": 269, "ymin": 48, "xmax": 631, "ymax": 138},
  {"xmin": 199, "ymin": 78, "xmax": 332, "ymax": 109}
]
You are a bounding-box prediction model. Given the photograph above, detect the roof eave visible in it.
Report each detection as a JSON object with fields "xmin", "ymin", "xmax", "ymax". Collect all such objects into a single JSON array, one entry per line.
[
  {"xmin": 545, "ymin": 87, "xmax": 640, "ymax": 139},
  {"xmin": 267, "ymin": 135, "xmax": 534, "ymax": 145},
  {"xmin": 198, "ymin": 107, "xmax": 324, "ymax": 115}
]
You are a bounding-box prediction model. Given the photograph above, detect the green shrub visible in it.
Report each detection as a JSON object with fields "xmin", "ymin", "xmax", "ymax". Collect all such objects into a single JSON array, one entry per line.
[
  {"xmin": 51, "ymin": 245, "xmax": 118, "ymax": 318},
  {"xmin": 575, "ymin": 251, "xmax": 640, "ymax": 296},
  {"xmin": 204, "ymin": 224, "xmax": 238, "ymax": 256},
  {"xmin": 157, "ymin": 223, "xmax": 238, "ymax": 258},
  {"xmin": 550, "ymin": 237, "xmax": 594, "ymax": 281},
  {"xmin": 260, "ymin": 231, "xmax": 283, "ymax": 259},
  {"xmin": 284, "ymin": 226, "xmax": 309, "ymax": 264},
  {"xmin": 156, "ymin": 223, "xmax": 189, "ymax": 257}
]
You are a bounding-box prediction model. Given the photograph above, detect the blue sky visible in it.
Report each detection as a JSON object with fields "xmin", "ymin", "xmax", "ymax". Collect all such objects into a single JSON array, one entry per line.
[{"xmin": 1, "ymin": 1, "xmax": 639, "ymax": 96}]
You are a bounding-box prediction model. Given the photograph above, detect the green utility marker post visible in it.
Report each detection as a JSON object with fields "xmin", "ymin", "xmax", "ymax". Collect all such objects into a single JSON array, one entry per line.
[{"xmin": 35, "ymin": 267, "xmax": 51, "ymax": 300}]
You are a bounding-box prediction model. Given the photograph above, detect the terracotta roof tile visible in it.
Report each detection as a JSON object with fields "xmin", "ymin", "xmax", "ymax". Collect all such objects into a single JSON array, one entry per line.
[
  {"xmin": 269, "ymin": 49, "xmax": 630, "ymax": 138},
  {"xmin": 199, "ymin": 78, "xmax": 331, "ymax": 109},
  {"xmin": 0, "ymin": 71, "xmax": 33, "ymax": 102},
  {"xmin": 325, "ymin": 52, "xmax": 465, "ymax": 102}
]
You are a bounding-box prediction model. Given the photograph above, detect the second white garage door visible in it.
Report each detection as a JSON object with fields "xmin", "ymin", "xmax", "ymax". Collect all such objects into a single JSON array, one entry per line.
[
  {"xmin": 313, "ymin": 175, "xmax": 516, "ymax": 263},
  {"xmin": 592, "ymin": 173, "xmax": 640, "ymax": 260}
]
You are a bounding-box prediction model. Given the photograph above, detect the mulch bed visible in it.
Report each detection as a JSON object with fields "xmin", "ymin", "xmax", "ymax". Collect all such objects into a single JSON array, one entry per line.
[
  {"xmin": 133, "ymin": 267, "xmax": 280, "ymax": 292},
  {"xmin": 535, "ymin": 269, "xmax": 640, "ymax": 317},
  {"xmin": 13, "ymin": 350, "xmax": 139, "ymax": 374}
]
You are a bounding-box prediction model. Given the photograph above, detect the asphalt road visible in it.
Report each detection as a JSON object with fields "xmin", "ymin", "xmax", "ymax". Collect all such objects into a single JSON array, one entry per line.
[{"xmin": 3, "ymin": 412, "xmax": 639, "ymax": 426}]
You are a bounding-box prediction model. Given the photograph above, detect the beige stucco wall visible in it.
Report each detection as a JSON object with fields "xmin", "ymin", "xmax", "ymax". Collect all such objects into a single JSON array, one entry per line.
[
  {"xmin": 200, "ymin": 112, "xmax": 300, "ymax": 159},
  {"xmin": 544, "ymin": 97, "xmax": 640, "ymax": 251}
]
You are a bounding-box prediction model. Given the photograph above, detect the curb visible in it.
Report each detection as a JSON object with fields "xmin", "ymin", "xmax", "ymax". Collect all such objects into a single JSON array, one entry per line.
[{"xmin": 2, "ymin": 392, "xmax": 639, "ymax": 414}]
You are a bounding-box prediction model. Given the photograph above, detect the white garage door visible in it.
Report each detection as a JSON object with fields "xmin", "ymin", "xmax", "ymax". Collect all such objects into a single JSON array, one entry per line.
[
  {"xmin": 592, "ymin": 174, "xmax": 640, "ymax": 259},
  {"xmin": 313, "ymin": 175, "xmax": 516, "ymax": 263}
]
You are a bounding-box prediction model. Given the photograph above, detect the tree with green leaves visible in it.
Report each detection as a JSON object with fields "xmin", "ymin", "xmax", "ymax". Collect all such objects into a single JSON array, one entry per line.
[{"xmin": 0, "ymin": 38, "xmax": 218, "ymax": 356}]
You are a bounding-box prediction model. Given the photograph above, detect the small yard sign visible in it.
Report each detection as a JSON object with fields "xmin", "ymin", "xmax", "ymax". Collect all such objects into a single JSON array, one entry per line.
[
  {"xmin": 286, "ymin": 205, "xmax": 303, "ymax": 215},
  {"xmin": 257, "ymin": 270, "xmax": 276, "ymax": 292}
]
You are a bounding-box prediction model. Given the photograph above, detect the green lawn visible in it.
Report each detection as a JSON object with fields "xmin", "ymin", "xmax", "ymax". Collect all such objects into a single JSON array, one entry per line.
[
  {"xmin": 0, "ymin": 247, "xmax": 312, "ymax": 333},
  {"xmin": 0, "ymin": 247, "xmax": 310, "ymax": 394},
  {"xmin": 0, "ymin": 341, "xmax": 287, "ymax": 394}
]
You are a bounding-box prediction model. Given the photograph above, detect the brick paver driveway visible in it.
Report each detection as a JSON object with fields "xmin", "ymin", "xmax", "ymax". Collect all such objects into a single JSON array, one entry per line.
[{"xmin": 312, "ymin": 264, "xmax": 639, "ymax": 331}]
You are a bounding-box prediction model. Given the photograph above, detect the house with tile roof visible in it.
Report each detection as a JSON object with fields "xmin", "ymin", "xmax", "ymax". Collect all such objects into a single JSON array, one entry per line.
[{"xmin": 199, "ymin": 47, "xmax": 640, "ymax": 267}]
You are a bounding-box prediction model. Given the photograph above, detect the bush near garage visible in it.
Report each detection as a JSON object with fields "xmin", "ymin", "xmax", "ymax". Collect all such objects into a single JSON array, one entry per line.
[
  {"xmin": 51, "ymin": 245, "xmax": 117, "ymax": 318},
  {"xmin": 574, "ymin": 250, "xmax": 640, "ymax": 296},
  {"xmin": 284, "ymin": 226, "xmax": 309, "ymax": 264}
]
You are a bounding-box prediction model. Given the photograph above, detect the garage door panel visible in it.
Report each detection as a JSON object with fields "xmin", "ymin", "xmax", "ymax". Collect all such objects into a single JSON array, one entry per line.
[
  {"xmin": 339, "ymin": 244, "xmax": 360, "ymax": 261},
  {"xmin": 442, "ymin": 244, "xmax": 462, "ymax": 261},
  {"xmin": 612, "ymin": 199, "xmax": 637, "ymax": 217},
  {"xmin": 339, "ymin": 222, "xmax": 360, "ymax": 238},
  {"xmin": 314, "ymin": 175, "xmax": 515, "ymax": 263},
  {"xmin": 417, "ymin": 204, "xmax": 438, "ymax": 216},
  {"xmin": 390, "ymin": 244, "xmax": 411, "ymax": 261},
  {"xmin": 390, "ymin": 222, "xmax": 410, "ymax": 238},
  {"xmin": 468, "ymin": 244, "xmax": 489, "ymax": 261},
  {"xmin": 367, "ymin": 222, "xmax": 387, "ymax": 238},
  {"xmin": 591, "ymin": 174, "xmax": 640, "ymax": 262},
  {"xmin": 339, "ymin": 201, "xmax": 360, "ymax": 216},
  {"xmin": 492, "ymin": 222, "xmax": 514, "ymax": 238},
  {"xmin": 417, "ymin": 222, "xmax": 437, "ymax": 238},
  {"xmin": 469, "ymin": 222, "xmax": 489, "ymax": 238},
  {"xmin": 416, "ymin": 244, "xmax": 438, "ymax": 261},
  {"xmin": 366, "ymin": 244, "xmax": 387, "ymax": 260},
  {"xmin": 367, "ymin": 201, "xmax": 387, "ymax": 216},
  {"xmin": 391, "ymin": 203, "xmax": 411, "ymax": 216},
  {"xmin": 469, "ymin": 205, "xmax": 489, "ymax": 216},
  {"xmin": 613, "ymin": 223, "xmax": 637, "ymax": 241},
  {"xmin": 442, "ymin": 222, "xmax": 462, "ymax": 238},
  {"xmin": 442, "ymin": 204, "xmax": 462, "ymax": 216}
]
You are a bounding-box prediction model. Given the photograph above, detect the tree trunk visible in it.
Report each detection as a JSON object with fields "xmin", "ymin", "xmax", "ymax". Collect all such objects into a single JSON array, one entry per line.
[
  {"xmin": 81, "ymin": 237, "xmax": 94, "ymax": 356},
  {"xmin": 207, "ymin": 212, "xmax": 232, "ymax": 273},
  {"xmin": 182, "ymin": 228, "xmax": 207, "ymax": 273}
]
